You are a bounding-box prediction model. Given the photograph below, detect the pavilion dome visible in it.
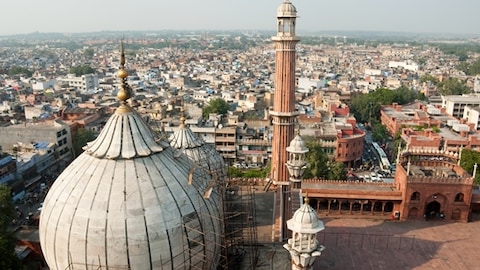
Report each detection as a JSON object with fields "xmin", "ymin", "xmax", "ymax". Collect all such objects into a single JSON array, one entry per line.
[
  {"xmin": 287, "ymin": 199, "xmax": 324, "ymax": 234},
  {"xmin": 169, "ymin": 119, "xmax": 227, "ymax": 186},
  {"xmin": 39, "ymin": 101, "xmax": 221, "ymax": 268},
  {"xmin": 277, "ymin": 0, "xmax": 297, "ymax": 17},
  {"xmin": 286, "ymin": 133, "xmax": 308, "ymax": 154}
]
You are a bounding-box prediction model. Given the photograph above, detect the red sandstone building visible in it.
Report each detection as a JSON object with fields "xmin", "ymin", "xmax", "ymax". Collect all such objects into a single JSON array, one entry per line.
[
  {"xmin": 381, "ymin": 101, "xmax": 480, "ymax": 153},
  {"xmin": 333, "ymin": 115, "xmax": 365, "ymax": 168},
  {"xmin": 302, "ymin": 148, "xmax": 479, "ymax": 222}
]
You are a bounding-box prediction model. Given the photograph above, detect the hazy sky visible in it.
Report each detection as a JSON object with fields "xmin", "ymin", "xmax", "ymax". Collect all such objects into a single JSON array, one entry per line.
[{"xmin": 1, "ymin": 0, "xmax": 479, "ymax": 36}]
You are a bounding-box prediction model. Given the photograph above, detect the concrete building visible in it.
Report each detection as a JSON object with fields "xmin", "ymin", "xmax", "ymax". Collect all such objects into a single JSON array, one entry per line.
[
  {"xmin": 462, "ymin": 105, "xmax": 480, "ymax": 130},
  {"xmin": 441, "ymin": 94, "xmax": 480, "ymax": 118},
  {"xmin": 0, "ymin": 119, "xmax": 73, "ymax": 165},
  {"xmin": 58, "ymin": 73, "xmax": 99, "ymax": 93},
  {"xmin": 380, "ymin": 102, "xmax": 446, "ymax": 136}
]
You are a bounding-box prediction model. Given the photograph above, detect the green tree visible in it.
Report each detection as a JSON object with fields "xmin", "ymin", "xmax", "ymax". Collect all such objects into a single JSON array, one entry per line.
[
  {"xmin": 458, "ymin": 58, "xmax": 480, "ymax": 76},
  {"xmin": 419, "ymin": 74, "xmax": 439, "ymax": 85},
  {"xmin": 84, "ymin": 48, "xmax": 95, "ymax": 58},
  {"xmin": 437, "ymin": 77, "xmax": 469, "ymax": 95},
  {"xmin": 70, "ymin": 65, "xmax": 95, "ymax": 76},
  {"xmin": 303, "ymin": 138, "xmax": 329, "ymax": 179},
  {"xmin": 459, "ymin": 149, "xmax": 480, "ymax": 185},
  {"xmin": 371, "ymin": 119, "xmax": 389, "ymax": 142},
  {"xmin": 0, "ymin": 185, "xmax": 22, "ymax": 270},
  {"xmin": 73, "ymin": 128, "xmax": 96, "ymax": 157},
  {"xmin": 328, "ymin": 162, "xmax": 347, "ymax": 180},
  {"xmin": 350, "ymin": 86, "xmax": 424, "ymax": 124},
  {"xmin": 7, "ymin": 66, "xmax": 33, "ymax": 77},
  {"xmin": 202, "ymin": 98, "xmax": 229, "ymax": 118}
]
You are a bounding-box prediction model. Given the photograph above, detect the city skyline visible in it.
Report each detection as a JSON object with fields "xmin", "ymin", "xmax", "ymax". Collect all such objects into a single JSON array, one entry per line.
[{"xmin": 1, "ymin": 0, "xmax": 480, "ymax": 37}]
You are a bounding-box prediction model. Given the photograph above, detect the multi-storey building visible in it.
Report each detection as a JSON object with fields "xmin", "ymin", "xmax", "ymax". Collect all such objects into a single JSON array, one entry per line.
[
  {"xmin": 463, "ymin": 105, "xmax": 480, "ymax": 130},
  {"xmin": 441, "ymin": 94, "xmax": 480, "ymax": 118},
  {"xmin": 0, "ymin": 119, "xmax": 73, "ymax": 166},
  {"xmin": 380, "ymin": 102, "xmax": 446, "ymax": 136},
  {"xmin": 381, "ymin": 101, "xmax": 480, "ymax": 153},
  {"xmin": 335, "ymin": 118, "xmax": 365, "ymax": 168},
  {"xmin": 214, "ymin": 126, "xmax": 236, "ymax": 163},
  {"xmin": 58, "ymin": 73, "xmax": 99, "ymax": 93}
]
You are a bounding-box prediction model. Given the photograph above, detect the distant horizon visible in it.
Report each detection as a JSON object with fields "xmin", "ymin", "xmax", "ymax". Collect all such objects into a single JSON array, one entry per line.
[
  {"xmin": 1, "ymin": 29, "xmax": 477, "ymax": 40},
  {"xmin": 1, "ymin": 0, "xmax": 480, "ymax": 37}
]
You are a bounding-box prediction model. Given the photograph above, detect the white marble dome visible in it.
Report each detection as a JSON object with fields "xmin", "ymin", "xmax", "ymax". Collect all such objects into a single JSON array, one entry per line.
[
  {"xmin": 39, "ymin": 104, "xmax": 221, "ymax": 269},
  {"xmin": 287, "ymin": 199, "xmax": 324, "ymax": 233},
  {"xmin": 277, "ymin": 0, "xmax": 297, "ymax": 17},
  {"xmin": 169, "ymin": 120, "xmax": 227, "ymax": 184},
  {"xmin": 286, "ymin": 133, "xmax": 308, "ymax": 154}
]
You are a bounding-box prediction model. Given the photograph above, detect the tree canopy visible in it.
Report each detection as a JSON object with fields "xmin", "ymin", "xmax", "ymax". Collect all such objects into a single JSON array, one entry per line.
[
  {"xmin": 83, "ymin": 48, "xmax": 95, "ymax": 58},
  {"xmin": 436, "ymin": 77, "xmax": 470, "ymax": 95},
  {"xmin": 69, "ymin": 65, "xmax": 95, "ymax": 76},
  {"xmin": 202, "ymin": 98, "xmax": 229, "ymax": 118},
  {"xmin": 303, "ymin": 138, "xmax": 329, "ymax": 179},
  {"xmin": 0, "ymin": 185, "xmax": 22, "ymax": 269},
  {"xmin": 7, "ymin": 66, "xmax": 33, "ymax": 77},
  {"xmin": 73, "ymin": 128, "xmax": 96, "ymax": 157},
  {"xmin": 350, "ymin": 86, "xmax": 424, "ymax": 124},
  {"xmin": 227, "ymin": 164, "xmax": 270, "ymax": 178},
  {"xmin": 457, "ymin": 58, "xmax": 480, "ymax": 76},
  {"xmin": 419, "ymin": 74, "xmax": 439, "ymax": 85},
  {"xmin": 302, "ymin": 137, "xmax": 347, "ymax": 180},
  {"xmin": 459, "ymin": 149, "xmax": 480, "ymax": 185}
]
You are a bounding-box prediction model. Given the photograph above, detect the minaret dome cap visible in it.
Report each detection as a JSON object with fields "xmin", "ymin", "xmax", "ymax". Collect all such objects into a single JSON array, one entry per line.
[{"xmin": 277, "ymin": 0, "xmax": 297, "ymax": 17}]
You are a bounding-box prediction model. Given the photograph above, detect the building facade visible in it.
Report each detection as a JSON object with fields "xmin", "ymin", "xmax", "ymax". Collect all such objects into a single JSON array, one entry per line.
[
  {"xmin": 58, "ymin": 73, "xmax": 99, "ymax": 93},
  {"xmin": 301, "ymin": 148, "xmax": 477, "ymax": 223}
]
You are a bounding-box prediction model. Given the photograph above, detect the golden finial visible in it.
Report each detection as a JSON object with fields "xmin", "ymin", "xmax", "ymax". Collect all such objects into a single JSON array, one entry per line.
[
  {"xmin": 117, "ymin": 40, "xmax": 131, "ymax": 102},
  {"xmin": 304, "ymin": 191, "xmax": 309, "ymax": 205},
  {"xmin": 179, "ymin": 97, "xmax": 186, "ymax": 127}
]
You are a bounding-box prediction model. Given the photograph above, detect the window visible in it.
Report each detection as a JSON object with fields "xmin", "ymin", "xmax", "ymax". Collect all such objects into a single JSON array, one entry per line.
[
  {"xmin": 454, "ymin": 193, "xmax": 464, "ymax": 202},
  {"xmin": 411, "ymin": 192, "xmax": 420, "ymax": 201}
]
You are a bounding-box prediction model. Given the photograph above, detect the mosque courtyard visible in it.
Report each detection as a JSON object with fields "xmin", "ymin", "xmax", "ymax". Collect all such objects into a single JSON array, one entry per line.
[{"xmin": 251, "ymin": 186, "xmax": 480, "ymax": 270}]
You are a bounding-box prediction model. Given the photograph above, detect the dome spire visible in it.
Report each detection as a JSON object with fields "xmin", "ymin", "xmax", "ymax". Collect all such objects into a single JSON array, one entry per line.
[
  {"xmin": 83, "ymin": 42, "xmax": 165, "ymax": 159},
  {"xmin": 117, "ymin": 40, "xmax": 131, "ymax": 103},
  {"xmin": 180, "ymin": 99, "xmax": 186, "ymax": 128}
]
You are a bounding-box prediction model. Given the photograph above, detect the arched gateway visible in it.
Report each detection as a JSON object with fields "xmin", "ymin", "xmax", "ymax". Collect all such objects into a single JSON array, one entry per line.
[{"xmin": 425, "ymin": 201, "xmax": 441, "ymax": 219}]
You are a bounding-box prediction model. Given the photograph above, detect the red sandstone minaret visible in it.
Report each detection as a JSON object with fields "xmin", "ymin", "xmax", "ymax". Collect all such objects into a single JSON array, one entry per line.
[{"xmin": 270, "ymin": 0, "xmax": 300, "ymax": 241}]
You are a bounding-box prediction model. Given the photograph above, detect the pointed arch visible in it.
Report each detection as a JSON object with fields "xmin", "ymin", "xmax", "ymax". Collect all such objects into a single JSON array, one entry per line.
[{"xmin": 411, "ymin": 191, "xmax": 420, "ymax": 201}]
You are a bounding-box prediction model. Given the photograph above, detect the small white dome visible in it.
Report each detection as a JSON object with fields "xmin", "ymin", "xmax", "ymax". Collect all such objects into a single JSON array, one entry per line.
[
  {"xmin": 287, "ymin": 199, "xmax": 324, "ymax": 234},
  {"xmin": 169, "ymin": 123, "xmax": 226, "ymax": 182},
  {"xmin": 277, "ymin": 0, "xmax": 297, "ymax": 17},
  {"xmin": 286, "ymin": 134, "xmax": 309, "ymax": 154}
]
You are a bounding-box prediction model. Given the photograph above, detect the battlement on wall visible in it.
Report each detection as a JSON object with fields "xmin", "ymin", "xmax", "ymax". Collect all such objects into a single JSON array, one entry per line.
[
  {"xmin": 302, "ymin": 179, "xmax": 394, "ymax": 186},
  {"xmin": 407, "ymin": 176, "xmax": 474, "ymax": 185}
]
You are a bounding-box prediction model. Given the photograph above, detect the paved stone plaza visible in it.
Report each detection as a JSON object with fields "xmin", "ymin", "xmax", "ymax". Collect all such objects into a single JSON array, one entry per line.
[{"xmin": 252, "ymin": 188, "xmax": 480, "ymax": 270}]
